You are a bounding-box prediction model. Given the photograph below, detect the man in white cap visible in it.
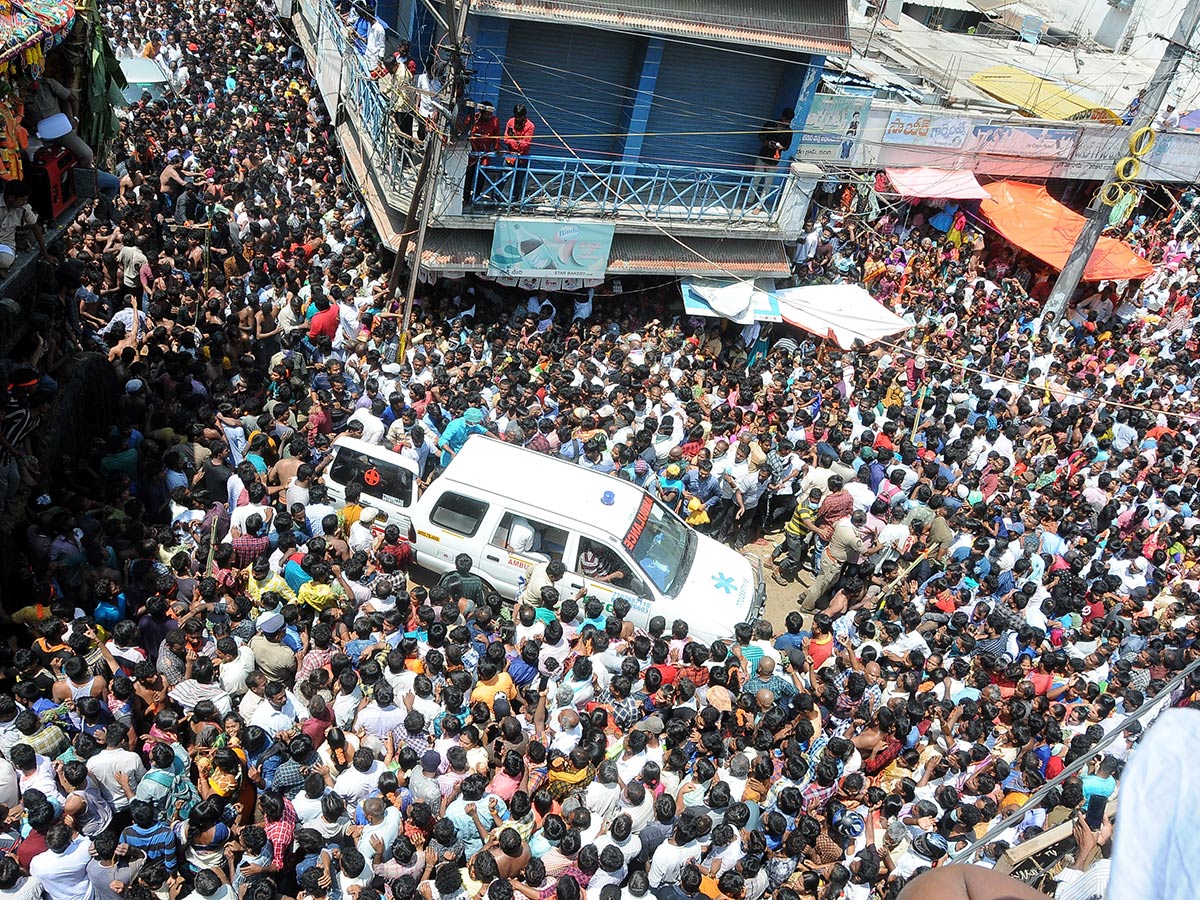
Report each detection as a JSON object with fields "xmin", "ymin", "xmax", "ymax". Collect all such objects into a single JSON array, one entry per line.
[{"xmin": 349, "ymin": 508, "xmax": 378, "ymax": 554}]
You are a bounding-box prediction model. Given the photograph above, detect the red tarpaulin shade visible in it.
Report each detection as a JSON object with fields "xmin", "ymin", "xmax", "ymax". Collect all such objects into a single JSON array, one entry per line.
[
  {"xmin": 885, "ymin": 167, "xmax": 992, "ymax": 200},
  {"xmin": 980, "ymin": 180, "xmax": 1154, "ymax": 282}
]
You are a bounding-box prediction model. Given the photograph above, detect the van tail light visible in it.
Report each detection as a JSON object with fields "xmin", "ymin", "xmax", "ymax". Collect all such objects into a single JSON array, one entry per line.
[{"xmin": 408, "ymin": 522, "xmax": 417, "ymax": 543}]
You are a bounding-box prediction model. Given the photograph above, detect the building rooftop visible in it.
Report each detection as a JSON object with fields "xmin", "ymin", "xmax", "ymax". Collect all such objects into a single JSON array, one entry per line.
[
  {"xmin": 848, "ymin": 9, "xmax": 1158, "ymax": 114},
  {"xmin": 473, "ymin": 0, "xmax": 851, "ymax": 55}
]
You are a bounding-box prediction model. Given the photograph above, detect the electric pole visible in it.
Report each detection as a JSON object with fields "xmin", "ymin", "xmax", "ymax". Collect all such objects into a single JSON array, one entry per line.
[
  {"xmin": 1043, "ymin": 0, "xmax": 1200, "ymax": 324},
  {"xmin": 388, "ymin": 0, "xmax": 471, "ymax": 360}
]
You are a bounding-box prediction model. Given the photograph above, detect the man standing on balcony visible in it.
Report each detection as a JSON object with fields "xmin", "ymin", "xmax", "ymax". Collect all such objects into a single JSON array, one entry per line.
[
  {"xmin": 752, "ymin": 107, "xmax": 794, "ymax": 209},
  {"xmin": 415, "ymin": 57, "xmax": 444, "ymax": 142},
  {"xmin": 503, "ymin": 104, "xmax": 535, "ymax": 204},
  {"xmin": 364, "ymin": 12, "xmax": 387, "ymax": 75},
  {"xmin": 379, "ymin": 51, "xmax": 416, "ymax": 141},
  {"xmin": 463, "ymin": 103, "xmax": 499, "ymax": 206}
]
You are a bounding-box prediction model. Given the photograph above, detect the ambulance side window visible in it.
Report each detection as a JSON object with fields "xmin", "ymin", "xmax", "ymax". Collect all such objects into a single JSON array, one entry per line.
[
  {"xmin": 429, "ymin": 492, "xmax": 488, "ymax": 537},
  {"xmin": 575, "ymin": 536, "xmax": 650, "ymax": 597},
  {"xmin": 491, "ymin": 512, "xmax": 567, "ymax": 562}
]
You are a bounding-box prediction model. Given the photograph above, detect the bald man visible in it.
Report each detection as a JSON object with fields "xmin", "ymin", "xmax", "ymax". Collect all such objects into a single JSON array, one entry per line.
[
  {"xmin": 357, "ymin": 794, "xmax": 401, "ymax": 864},
  {"xmin": 746, "ymin": 655, "xmax": 802, "ymax": 699},
  {"xmin": 550, "ymin": 708, "xmax": 582, "ymax": 754}
]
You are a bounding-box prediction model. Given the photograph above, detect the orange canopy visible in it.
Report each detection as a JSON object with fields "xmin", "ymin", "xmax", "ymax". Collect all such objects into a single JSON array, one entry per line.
[{"xmin": 979, "ymin": 180, "xmax": 1154, "ymax": 282}]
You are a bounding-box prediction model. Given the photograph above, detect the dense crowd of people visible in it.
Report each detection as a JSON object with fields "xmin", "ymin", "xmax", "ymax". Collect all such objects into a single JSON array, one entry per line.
[{"xmin": 1, "ymin": 1, "xmax": 1200, "ymax": 900}]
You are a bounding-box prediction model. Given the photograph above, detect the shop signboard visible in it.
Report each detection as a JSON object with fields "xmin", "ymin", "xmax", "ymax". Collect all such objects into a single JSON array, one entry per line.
[
  {"xmin": 881, "ymin": 111, "xmax": 970, "ymax": 149},
  {"xmin": 488, "ymin": 219, "xmax": 615, "ymax": 279},
  {"xmin": 796, "ymin": 95, "xmax": 871, "ymax": 161},
  {"xmin": 968, "ymin": 123, "xmax": 1079, "ymax": 159}
]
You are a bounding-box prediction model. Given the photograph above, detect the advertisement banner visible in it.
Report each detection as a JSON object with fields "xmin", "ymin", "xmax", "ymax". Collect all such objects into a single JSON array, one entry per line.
[
  {"xmin": 1058, "ymin": 126, "xmax": 1124, "ymax": 179},
  {"xmin": 882, "ymin": 111, "xmax": 970, "ymax": 149},
  {"xmin": 1142, "ymin": 132, "xmax": 1200, "ymax": 183},
  {"xmin": 968, "ymin": 123, "xmax": 1079, "ymax": 159},
  {"xmin": 796, "ymin": 95, "xmax": 870, "ymax": 161},
  {"xmin": 488, "ymin": 219, "xmax": 614, "ymax": 279}
]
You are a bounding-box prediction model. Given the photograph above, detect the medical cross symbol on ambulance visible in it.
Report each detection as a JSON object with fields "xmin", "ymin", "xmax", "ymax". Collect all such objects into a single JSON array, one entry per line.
[{"xmin": 712, "ymin": 573, "xmax": 735, "ymax": 594}]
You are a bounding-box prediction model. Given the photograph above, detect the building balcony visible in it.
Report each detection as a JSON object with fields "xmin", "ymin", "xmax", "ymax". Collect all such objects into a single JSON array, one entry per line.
[
  {"xmin": 291, "ymin": 0, "xmax": 820, "ymax": 283},
  {"xmin": 458, "ymin": 154, "xmax": 787, "ymax": 230}
]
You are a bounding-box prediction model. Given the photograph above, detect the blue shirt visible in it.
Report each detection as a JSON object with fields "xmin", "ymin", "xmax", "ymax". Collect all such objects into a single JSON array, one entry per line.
[{"xmin": 438, "ymin": 417, "xmax": 487, "ymax": 467}]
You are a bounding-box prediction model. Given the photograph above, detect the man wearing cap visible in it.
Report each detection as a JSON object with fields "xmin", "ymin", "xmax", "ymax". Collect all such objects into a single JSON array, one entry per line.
[
  {"xmin": 249, "ymin": 613, "xmax": 296, "ymax": 684},
  {"xmin": 408, "ymin": 750, "xmax": 444, "ymax": 807},
  {"xmin": 437, "ymin": 406, "xmax": 488, "ymax": 468},
  {"xmin": 349, "ymin": 508, "xmax": 379, "ymax": 554}
]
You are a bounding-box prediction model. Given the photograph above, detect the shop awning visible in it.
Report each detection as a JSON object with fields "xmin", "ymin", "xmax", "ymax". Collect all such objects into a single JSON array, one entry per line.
[
  {"xmin": 885, "ymin": 167, "xmax": 992, "ymax": 200},
  {"xmin": 607, "ymin": 235, "xmax": 791, "ymax": 278},
  {"xmin": 417, "ymin": 230, "xmax": 792, "ymax": 279},
  {"xmin": 980, "ymin": 180, "xmax": 1154, "ymax": 281},
  {"xmin": 680, "ymin": 278, "xmax": 781, "ymax": 324},
  {"xmin": 774, "ymin": 284, "xmax": 911, "ymax": 349},
  {"xmin": 968, "ymin": 65, "xmax": 1121, "ymax": 123}
]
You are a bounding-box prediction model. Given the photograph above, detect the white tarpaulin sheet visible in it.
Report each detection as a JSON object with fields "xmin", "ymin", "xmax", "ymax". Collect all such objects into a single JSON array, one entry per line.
[
  {"xmin": 774, "ymin": 284, "xmax": 911, "ymax": 349},
  {"xmin": 680, "ymin": 278, "xmax": 782, "ymax": 324}
]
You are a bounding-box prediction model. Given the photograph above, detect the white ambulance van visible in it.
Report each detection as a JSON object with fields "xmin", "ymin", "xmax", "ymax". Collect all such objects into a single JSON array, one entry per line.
[{"xmin": 408, "ymin": 435, "xmax": 765, "ymax": 644}]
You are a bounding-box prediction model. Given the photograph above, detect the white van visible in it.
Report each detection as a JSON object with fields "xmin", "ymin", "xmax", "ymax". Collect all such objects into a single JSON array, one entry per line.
[
  {"xmin": 409, "ymin": 435, "xmax": 765, "ymax": 644},
  {"xmin": 322, "ymin": 437, "xmax": 420, "ymax": 536}
]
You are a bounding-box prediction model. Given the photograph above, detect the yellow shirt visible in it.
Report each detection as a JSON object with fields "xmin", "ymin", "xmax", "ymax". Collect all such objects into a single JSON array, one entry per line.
[
  {"xmin": 244, "ymin": 571, "xmax": 297, "ymax": 605},
  {"xmin": 297, "ymin": 581, "xmax": 341, "ymax": 611},
  {"xmin": 470, "ymin": 673, "xmax": 515, "ymax": 710}
]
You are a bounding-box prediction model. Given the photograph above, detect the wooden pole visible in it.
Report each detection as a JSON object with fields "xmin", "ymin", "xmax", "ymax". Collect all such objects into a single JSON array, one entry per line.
[
  {"xmin": 910, "ymin": 381, "xmax": 929, "ymax": 444},
  {"xmin": 205, "ymin": 516, "xmax": 219, "ymax": 576}
]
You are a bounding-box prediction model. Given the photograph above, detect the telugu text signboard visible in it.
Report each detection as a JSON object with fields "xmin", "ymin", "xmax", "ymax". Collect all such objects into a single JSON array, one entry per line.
[
  {"xmin": 796, "ymin": 95, "xmax": 871, "ymax": 162},
  {"xmin": 881, "ymin": 111, "xmax": 970, "ymax": 149}
]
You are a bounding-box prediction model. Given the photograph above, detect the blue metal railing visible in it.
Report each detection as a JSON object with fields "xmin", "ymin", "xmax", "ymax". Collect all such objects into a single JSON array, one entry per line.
[
  {"xmin": 301, "ymin": 0, "xmax": 422, "ymax": 206},
  {"xmin": 315, "ymin": 0, "xmax": 347, "ymax": 54},
  {"xmin": 466, "ymin": 155, "xmax": 783, "ymax": 225},
  {"xmin": 339, "ymin": 45, "xmax": 423, "ymax": 194}
]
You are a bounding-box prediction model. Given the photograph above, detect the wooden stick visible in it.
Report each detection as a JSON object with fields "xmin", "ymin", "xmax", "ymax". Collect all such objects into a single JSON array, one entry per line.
[
  {"xmin": 878, "ymin": 545, "xmax": 933, "ymax": 609},
  {"xmin": 205, "ymin": 516, "xmax": 219, "ymax": 577},
  {"xmin": 910, "ymin": 381, "xmax": 929, "ymax": 444}
]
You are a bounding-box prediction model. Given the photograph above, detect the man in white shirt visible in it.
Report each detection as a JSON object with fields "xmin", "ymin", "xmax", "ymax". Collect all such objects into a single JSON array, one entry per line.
[
  {"xmin": 348, "ymin": 400, "xmax": 386, "ymax": 444},
  {"xmin": 31, "ymin": 826, "xmax": 95, "ymax": 900},
  {"xmin": 250, "ymin": 682, "xmax": 310, "ymax": 736},
  {"xmin": 354, "ymin": 686, "xmax": 406, "ymax": 741},
  {"xmin": 215, "ymin": 637, "xmax": 257, "ymax": 699},
  {"xmin": 363, "ymin": 15, "xmax": 386, "ymax": 71},
  {"xmin": 11, "ymin": 745, "xmax": 62, "ymax": 802},
  {"xmin": 506, "ymin": 515, "xmax": 541, "ymax": 554},
  {"xmin": 332, "ymin": 749, "xmax": 384, "ymax": 803},
  {"xmin": 86, "ymin": 733, "xmax": 145, "ymax": 812}
]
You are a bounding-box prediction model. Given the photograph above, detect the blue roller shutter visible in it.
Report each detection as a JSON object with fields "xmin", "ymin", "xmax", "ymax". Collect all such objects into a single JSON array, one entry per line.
[
  {"xmin": 496, "ymin": 21, "xmax": 639, "ymax": 159},
  {"xmin": 641, "ymin": 42, "xmax": 786, "ymax": 170}
]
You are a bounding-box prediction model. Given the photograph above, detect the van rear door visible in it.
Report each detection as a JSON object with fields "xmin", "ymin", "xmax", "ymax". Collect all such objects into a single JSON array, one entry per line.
[{"xmin": 325, "ymin": 445, "xmax": 419, "ymax": 535}]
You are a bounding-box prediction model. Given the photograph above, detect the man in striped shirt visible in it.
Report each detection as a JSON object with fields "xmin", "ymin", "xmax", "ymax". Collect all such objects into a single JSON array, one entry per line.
[{"xmin": 121, "ymin": 800, "xmax": 178, "ymax": 873}]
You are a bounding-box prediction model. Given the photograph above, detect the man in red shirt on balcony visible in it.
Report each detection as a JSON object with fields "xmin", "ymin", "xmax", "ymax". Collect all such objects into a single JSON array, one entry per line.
[
  {"xmin": 464, "ymin": 102, "xmax": 499, "ymax": 206},
  {"xmin": 502, "ymin": 103, "xmax": 535, "ymax": 204}
]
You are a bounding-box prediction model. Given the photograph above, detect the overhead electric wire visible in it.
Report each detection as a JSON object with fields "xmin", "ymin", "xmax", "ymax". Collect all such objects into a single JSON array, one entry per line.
[{"xmin": 487, "ymin": 55, "xmax": 1198, "ymax": 421}]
